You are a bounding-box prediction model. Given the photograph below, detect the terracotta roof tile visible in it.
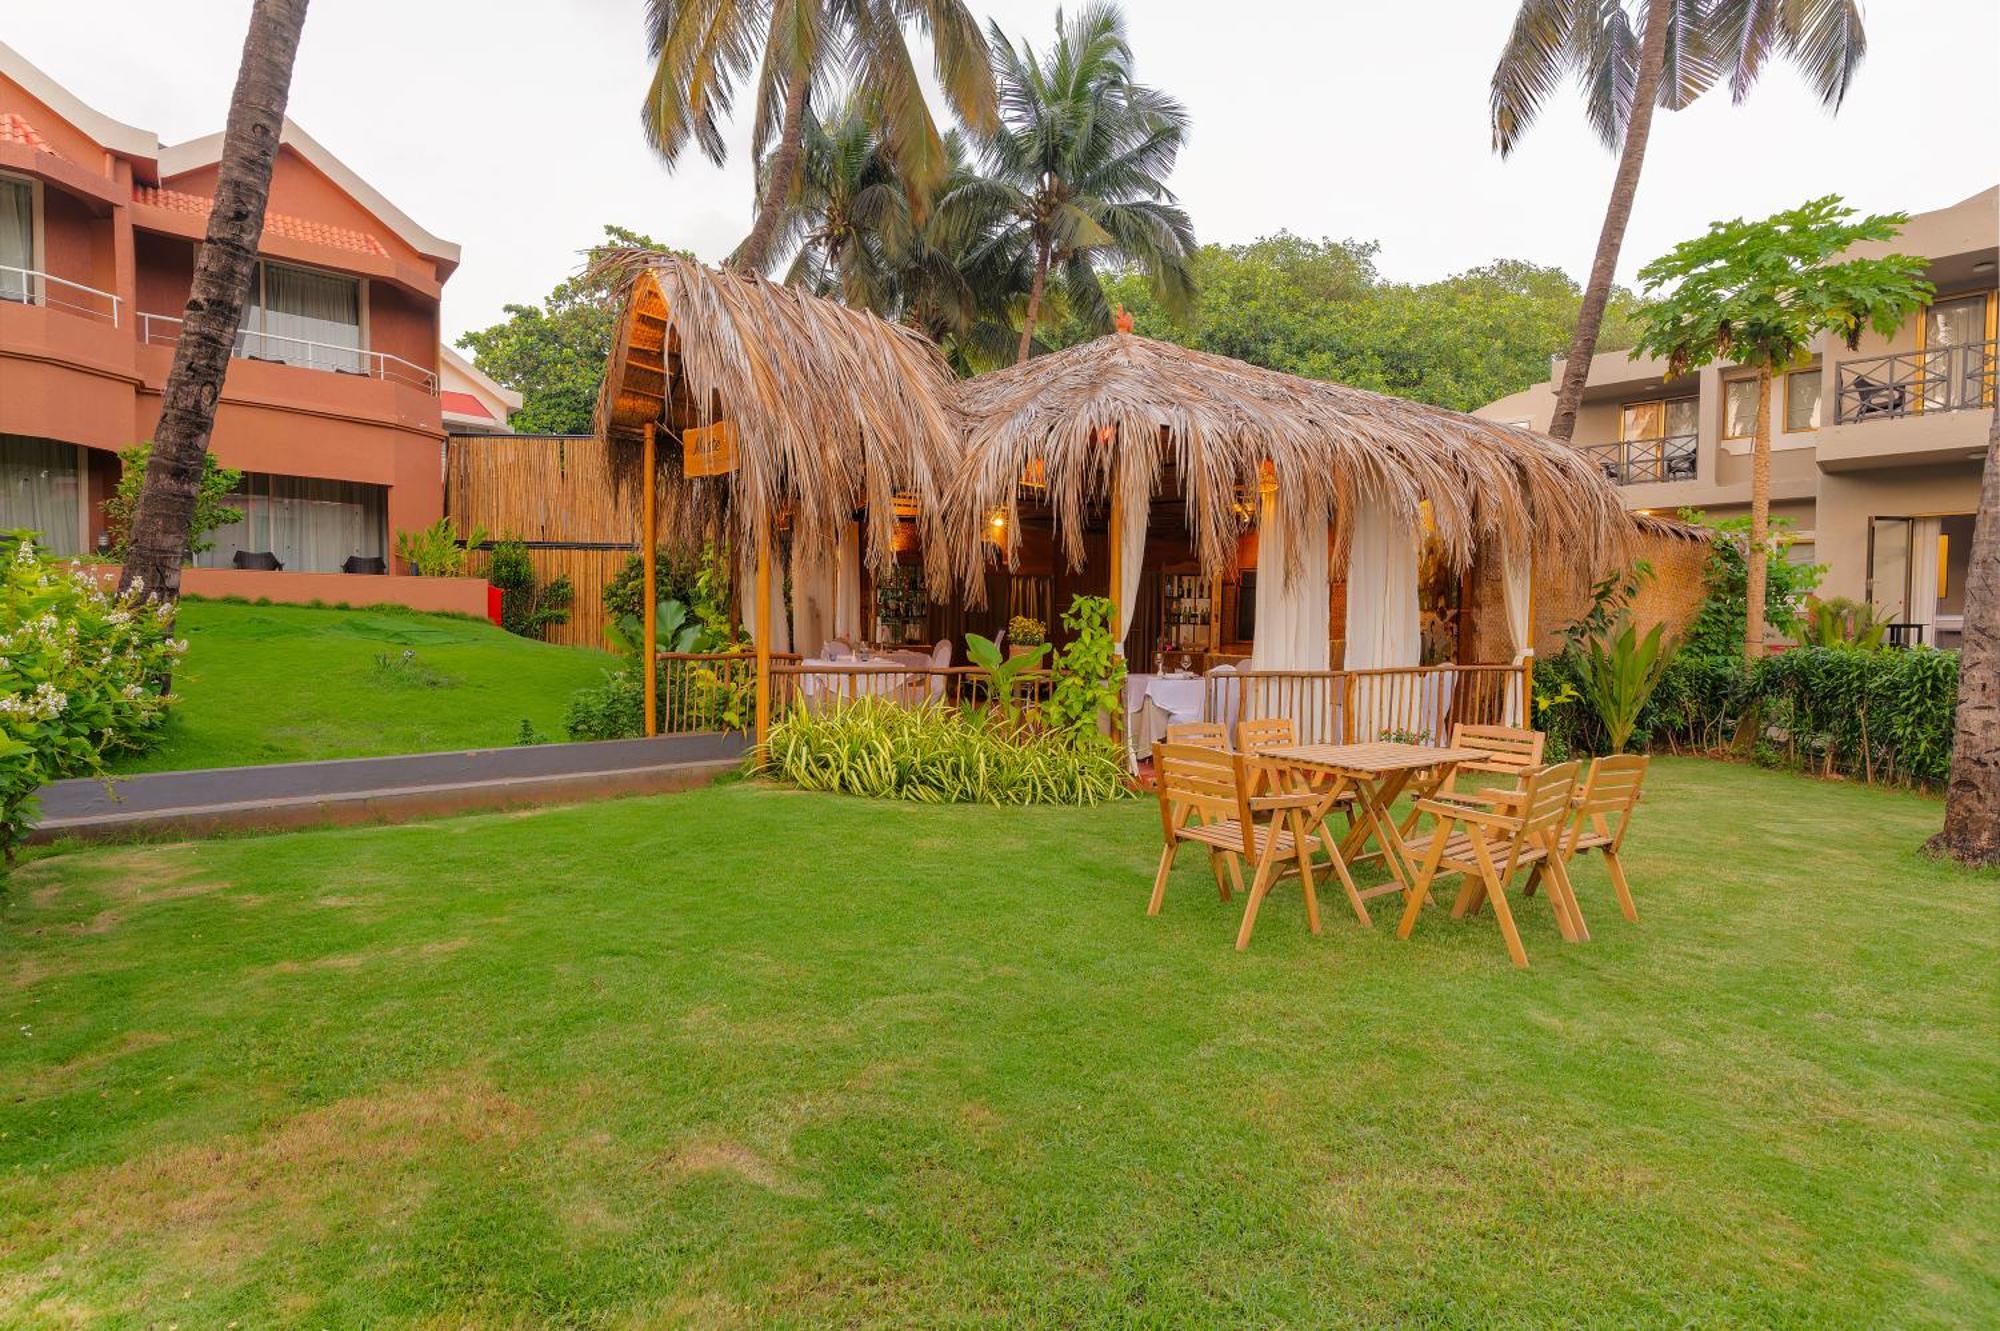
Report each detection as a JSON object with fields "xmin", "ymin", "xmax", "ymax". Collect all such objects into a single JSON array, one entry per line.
[
  {"xmin": 0, "ymin": 111, "xmax": 57, "ymax": 156},
  {"xmin": 132, "ymin": 184, "xmax": 391, "ymax": 258}
]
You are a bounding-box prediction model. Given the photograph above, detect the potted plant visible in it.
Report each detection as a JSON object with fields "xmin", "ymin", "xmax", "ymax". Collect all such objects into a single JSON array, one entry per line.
[{"xmin": 1007, "ymin": 614, "xmax": 1047, "ymax": 660}]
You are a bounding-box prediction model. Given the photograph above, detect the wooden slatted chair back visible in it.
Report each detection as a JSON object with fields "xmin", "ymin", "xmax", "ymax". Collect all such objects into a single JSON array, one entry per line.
[
  {"xmin": 1518, "ymin": 761, "xmax": 1583, "ymax": 839},
  {"xmin": 1449, "ymin": 723, "xmax": 1546, "ymax": 778},
  {"xmin": 1234, "ymin": 717, "xmax": 1295, "ymax": 752},
  {"xmin": 1565, "ymin": 754, "xmax": 1648, "ymax": 853},
  {"xmin": 1165, "ymin": 721, "xmax": 1230, "ymax": 749},
  {"xmin": 1153, "ymin": 741, "xmax": 1254, "ymax": 856}
]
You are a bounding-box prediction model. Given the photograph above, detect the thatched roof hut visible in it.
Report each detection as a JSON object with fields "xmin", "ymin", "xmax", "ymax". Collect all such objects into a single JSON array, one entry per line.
[
  {"xmin": 593, "ymin": 251, "xmax": 964, "ymax": 570},
  {"xmin": 947, "ymin": 332, "xmax": 1637, "ymax": 589}
]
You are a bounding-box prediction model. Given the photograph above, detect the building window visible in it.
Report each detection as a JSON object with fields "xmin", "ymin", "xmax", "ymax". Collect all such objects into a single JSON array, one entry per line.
[
  {"xmin": 0, "ymin": 174, "xmax": 35, "ymax": 302},
  {"xmin": 0, "ymin": 436, "xmax": 84, "ymax": 555},
  {"xmin": 196, "ymin": 472, "xmax": 387, "ymax": 573},
  {"xmin": 1784, "ymin": 369, "xmax": 1821, "ymax": 432},
  {"xmin": 1723, "ymin": 379, "xmax": 1761, "ymax": 440},
  {"xmin": 242, "ymin": 261, "xmax": 363, "ymax": 372}
]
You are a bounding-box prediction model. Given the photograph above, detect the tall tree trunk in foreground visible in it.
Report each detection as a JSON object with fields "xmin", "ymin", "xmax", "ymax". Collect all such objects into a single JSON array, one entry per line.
[
  {"xmin": 1016, "ymin": 236, "xmax": 1051, "ymax": 364},
  {"xmin": 119, "ymin": 0, "xmax": 310, "ymax": 599},
  {"xmin": 1929, "ymin": 407, "xmax": 2000, "ymax": 866},
  {"xmin": 730, "ymin": 76, "xmax": 810, "ymax": 273},
  {"xmin": 1745, "ymin": 367, "xmax": 1774, "ymax": 661},
  {"xmin": 1546, "ymin": 0, "xmax": 1672, "ymax": 442}
]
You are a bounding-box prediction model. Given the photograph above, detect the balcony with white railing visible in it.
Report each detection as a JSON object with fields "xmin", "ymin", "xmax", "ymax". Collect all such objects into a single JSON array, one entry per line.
[
  {"xmin": 0, "ymin": 265, "xmax": 121, "ymax": 325},
  {"xmin": 1579, "ymin": 433, "xmax": 1697, "ymax": 486},
  {"xmin": 137, "ymin": 312, "xmax": 438, "ymax": 394},
  {"xmin": 1836, "ymin": 341, "xmax": 1996, "ymax": 423}
]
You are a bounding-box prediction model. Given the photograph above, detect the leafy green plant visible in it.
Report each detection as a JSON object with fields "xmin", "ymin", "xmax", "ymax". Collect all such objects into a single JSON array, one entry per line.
[
  {"xmin": 487, "ymin": 539, "xmax": 573, "ymax": 640},
  {"xmin": 395, "ymin": 519, "xmax": 486, "ymax": 578},
  {"xmin": 965, "ymin": 631, "xmax": 1048, "ymax": 729},
  {"xmin": 1557, "ymin": 560, "xmax": 1654, "ymax": 655},
  {"xmin": 1795, "ymin": 596, "xmax": 1887, "ymax": 652},
  {"xmin": 1045, "ymin": 595, "xmax": 1126, "ymax": 737},
  {"xmin": 104, "ymin": 443, "xmax": 243, "ymax": 562},
  {"xmin": 564, "ymin": 668, "xmax": 645, "ymax": 742},
  {"xmin": 1680, "ymin": 511, "xmax": 1824, "ymax": 657},
  {"xmin": 1577, "ymin": 620, "xmax": 1679, "ymax": 754},
  {"xmin": 370, "ymin": 648, "xmax": 455, "ymax": 690},
  {"xmin": 514, "ymin": 718, "xmax": 549, "ymax": 747},
  {"xmin": 0, "ymin": 532, "xmax": 182, "ymax": 860},
  {"xmin": 759, "ymin": 697, "xmax": 1131, "ymax": 806}
]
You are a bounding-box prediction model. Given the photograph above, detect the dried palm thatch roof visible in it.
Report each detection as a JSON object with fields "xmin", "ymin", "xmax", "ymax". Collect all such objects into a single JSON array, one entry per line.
[
  {"xmin": 947, "ymin": 333, "xmax": 1638, "ymax": 589},
  {"xmin": 592, "ymin": 250, "xmax": 964, "ymax": 568}
]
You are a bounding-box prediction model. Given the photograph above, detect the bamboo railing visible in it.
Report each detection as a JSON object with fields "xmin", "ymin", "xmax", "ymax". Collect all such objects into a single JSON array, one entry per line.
[{"xmin": 653, "ymin": 650, "xmax": 1533, "ymax": 743}]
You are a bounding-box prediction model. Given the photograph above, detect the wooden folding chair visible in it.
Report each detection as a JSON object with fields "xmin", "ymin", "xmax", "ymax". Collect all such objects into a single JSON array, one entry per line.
[
  {"xmin": 1149, "ymin": 741, "xmax": 1325, "ymax": 951},
  {"xmin": 1549, "ymin": 753, "xmax": 1648, "ymax": 923},
  {"xmin": 1397, "ymin": 761, "xmax": 1585, "ymax": 968},
  {"xmin": 1235, "ymin": 717, "xmax": 1372, "ymax": 927},
  {"xmin": 1434, "ymin": 723, "xmax": 1546, "ymax": 809},
  {"xmin": 1162, "ymin": 721, "xmax": 1239, "ymax": 898}
]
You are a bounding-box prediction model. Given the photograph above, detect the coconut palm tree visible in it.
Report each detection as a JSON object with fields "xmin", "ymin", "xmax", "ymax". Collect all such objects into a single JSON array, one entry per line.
[
  {"xmin": 1492, "ymin": 0, "xmax": 1870, "ymax": 442},
  {"xmin": 639, "ymin": 0, "xmax": 996, "ymax": 274},
  {"xmin": 120, "ymin": 0, "xmax": 312, "ymax": 604},
  {"xmin": 1929, "ymin": 408, "xmax": 1998, "ymax": 867},
  {"xmin": 946, "ymin": 2, "xmax": 1196, "ymax": 363}
]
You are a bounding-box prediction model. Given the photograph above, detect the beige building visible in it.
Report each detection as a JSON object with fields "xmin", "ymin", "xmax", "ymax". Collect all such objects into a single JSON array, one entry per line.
[{"xmin": 1479, "ymin": 186, "xmax": 1996, "ymax": 649}]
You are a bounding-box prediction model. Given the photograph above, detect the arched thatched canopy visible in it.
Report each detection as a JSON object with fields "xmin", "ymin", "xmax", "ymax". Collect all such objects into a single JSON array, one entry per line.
[
  {"xmin": 946, "ymin": 333, "xmax": 1636, "ymax": 590},
  {"xmin": 593, "ymin": 251, "xmax": 964, "ymax": 571}
]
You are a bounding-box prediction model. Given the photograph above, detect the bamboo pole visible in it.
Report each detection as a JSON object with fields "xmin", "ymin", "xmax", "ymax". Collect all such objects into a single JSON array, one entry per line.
[
  {"xmin": 642, "ymin": 422, "xmax": 658, "ymax": 737},
  {"xmin": 755, "ymin": 522, "xmax": 773, "ymax": 748}
]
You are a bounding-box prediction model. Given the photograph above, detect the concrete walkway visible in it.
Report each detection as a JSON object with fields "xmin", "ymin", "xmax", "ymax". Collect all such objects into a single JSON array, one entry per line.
[{"xmin": 34, "ymin": 733, "xmax": 748, "ymax": 843}]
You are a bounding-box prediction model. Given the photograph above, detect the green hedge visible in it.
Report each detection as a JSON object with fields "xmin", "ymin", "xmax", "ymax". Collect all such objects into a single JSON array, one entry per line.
[{"xmin": 1536, "ymin": 646, "xmax": 1959, "ymax": 788}]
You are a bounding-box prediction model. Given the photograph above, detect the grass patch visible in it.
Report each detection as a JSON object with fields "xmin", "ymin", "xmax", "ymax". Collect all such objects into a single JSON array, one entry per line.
[
  {"xmin": 109, "ymin": 599, "xmax": 616, "ymax": 773},
  {"xmin": 1, "ymin": 759, "xmax": 1994, "ymax": 1326}
]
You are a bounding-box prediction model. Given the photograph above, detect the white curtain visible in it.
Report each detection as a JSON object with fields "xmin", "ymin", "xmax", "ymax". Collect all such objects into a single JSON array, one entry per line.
[
  {"xmin": 197, "ymin": 473, "xmax": 386, "ymax": 572},
  {"xmin": 834, "ymin": 520, "xmax": 862, "ymax": 641},
  {"xmin": 735, "ymin": 541, "xmax": 792, "ymax": 652},
  {"xmin": 1908, "ymin": 517, "xmax": 1942, "ymax": 639},
  {"xmin": 0, "ymin": 179, "xmax": 31, "ymax": 302},
  {"xmin": 1114, "ymin": 476, "xmax": 1147, "ymax": 657},
  {"xmin": 1344, "ymin": 494, "xmax": 1421, "ymax": 740},
  {"xmin": 1502, "ymin": 534, "xmax": 1533, "ymax": 726},
  {"xmin": 791, "ymin": 532, "xmax": 839, "ymax": 657},
  {"xmin": 1250, "ymin": 490, "xmax": 1331, "ymax": 672},
  {"xmin": 0, "ymin": 436, "xmax": 83, "ymax": 555},
  {"xmin": 250, "ymin": 262, "xmax": 362, "ymax": 371}
]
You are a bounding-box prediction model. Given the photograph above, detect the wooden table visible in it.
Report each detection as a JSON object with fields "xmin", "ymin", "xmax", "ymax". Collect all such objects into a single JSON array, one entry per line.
[{"xmin": 1260, "ymin": 741, "xmax": 1489, "ymax": 925}]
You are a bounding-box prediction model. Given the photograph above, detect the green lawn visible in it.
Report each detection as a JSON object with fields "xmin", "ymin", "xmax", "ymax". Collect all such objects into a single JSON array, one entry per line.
[
  {"xmin": 3, "ymin": 760, "xmax": 1995, "ymax": 1327},
  {"xmin": 111, "ymin": 598, "xmax": 617, "ymax": 773}
]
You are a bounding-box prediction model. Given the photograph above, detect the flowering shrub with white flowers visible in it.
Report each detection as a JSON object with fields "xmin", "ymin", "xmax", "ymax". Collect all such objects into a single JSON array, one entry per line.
[{"xmin": 0, "ymin": 532, "xmax": 183, "ymax": 861}]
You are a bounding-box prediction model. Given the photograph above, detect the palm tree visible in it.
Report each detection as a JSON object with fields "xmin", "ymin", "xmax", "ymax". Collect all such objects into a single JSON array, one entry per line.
[
  {"xmin": 120, "ymin": 0, "xmax": 312, "ymax": 603},
  {"xmin": 947, "ymin": 2, "xmax": 1196, "ymax": 363},
  {"xmin": 639, "ymin": 0, "xmax": 997, "ymax": 274},
  {"xmin": 1929, "ymin": 408, "xmax": 1999, "ymax": 867},
  {"xmin": 1492, "ymin": 0, "xmax": 1869, "ymax": 441}
]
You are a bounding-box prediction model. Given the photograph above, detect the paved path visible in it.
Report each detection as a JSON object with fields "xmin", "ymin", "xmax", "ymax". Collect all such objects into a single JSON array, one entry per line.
[{"xmin": 35, "ymin": 734, "xmax": 748, "ymax": 843}]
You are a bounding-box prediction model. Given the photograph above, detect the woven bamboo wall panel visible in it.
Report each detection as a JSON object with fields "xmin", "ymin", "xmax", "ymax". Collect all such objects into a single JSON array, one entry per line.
[
  {"xmin": 1531, "ymin": 527, "xmax": 1709, "ymax": 655},
  {"xmin": 446, "ymin": 434, "xmax": 639, "ymax": 545},
  {"xmin": 465, "ymin": 544, "xmax": 631, "ymax": 652}
]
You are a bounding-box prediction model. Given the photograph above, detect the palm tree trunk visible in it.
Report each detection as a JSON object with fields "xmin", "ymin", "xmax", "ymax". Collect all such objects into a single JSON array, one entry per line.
[
  {"xmin": 1744, "ymin": 368, "xmax": 1774, "ymax": 662},
  {"xmin": 1928, "ymin": 406, "xmax": 2000, "ymax": 866},
  {"xmin": 118, "ymin": 0, "xmax": 310, "ymax": 599},
  {"xmin": 1546, "ymin": 0, "xmax": 1672, "ymax": 442},
  {"xmin": 731, "ymin": 75, "xmax": 810, "ymax": 273},
  {"xmin": 1016, "ymin": 236, "xmax": 1051, "ymax": 365}
]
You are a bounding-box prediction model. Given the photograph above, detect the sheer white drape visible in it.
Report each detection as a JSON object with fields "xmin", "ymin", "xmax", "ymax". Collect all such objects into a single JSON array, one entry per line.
[
  {"xmin": 0, "ymin": 436, "xmax": 83, "ymax": 555},
  {"xmin": 0, "ymin": 179, "xmax": 32, "ymax": 302},
  {"xmin": 834, "ymin": 521, "xmax": 862, "ymax": 641},
  {"xmin": 1908, "ymin": 517, "xmax": 1942, "ymax": 637},
  {"xmin": 791, "ymin": 534, "xmax": 839, "ymax": 656},
  {"xmin": 1250, "ymin": 490, "xmax": 1331, "ymax": 672},
  {"xmin": 1502, "ymin": 535, "xmax": 1533, "ymax": 725},
  {"xmin": 743, "ymin": 542, "xmax": 792, "ymax": 653},
  {"xmin": 196, "ymin": 473, "xmax": 386, "ymax": 572},
  {"xmin": 1343, "ymin": 496, "xmax": 1421, "ymax": 669},
  {"xmin": 250, "ymin": 262, "xmax": 362, "ymax": 371},
  {"xmin": 1114, "ymin": 476, "xmax": 1147, "ymax": 656}
]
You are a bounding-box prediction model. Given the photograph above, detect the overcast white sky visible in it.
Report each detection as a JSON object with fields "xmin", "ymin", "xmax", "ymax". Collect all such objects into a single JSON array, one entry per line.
[{"xmin": 10, "ymin": 1, "xmax": 1996, "ymax": 341}]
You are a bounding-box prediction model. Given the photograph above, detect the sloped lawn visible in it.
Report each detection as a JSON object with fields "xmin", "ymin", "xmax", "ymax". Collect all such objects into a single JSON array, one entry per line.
[
  {"xmin": 2, "ymin": 759, "xmax": 1994, "ymax": 1327},
  {"xmin": 110, "ymin": 598, "xmax": 616, "ymax": 773}
]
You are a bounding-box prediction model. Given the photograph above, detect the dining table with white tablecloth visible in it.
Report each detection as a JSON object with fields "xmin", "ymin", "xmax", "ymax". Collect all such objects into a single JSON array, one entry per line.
[
  {"xmin": 1124, "ymin": 672, "xmax": 1209, "ymax": 764},
  {"xmin": 794, "ymin": 651, "xmax": 935, "ymax": 704}
]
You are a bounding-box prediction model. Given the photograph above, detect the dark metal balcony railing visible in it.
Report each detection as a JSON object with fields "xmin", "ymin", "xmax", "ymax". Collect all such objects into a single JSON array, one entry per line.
[
  {"xmin": 1581, "ymin": 434, "xmax": 1696, "ymax": 486},
  {"xmin": 1836, "ymin": 340, "xmax": 1995, "ymax": 423}
]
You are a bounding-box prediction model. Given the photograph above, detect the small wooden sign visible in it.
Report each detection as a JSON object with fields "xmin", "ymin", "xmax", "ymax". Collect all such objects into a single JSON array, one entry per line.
[{"xmin": 683, "ymin": 420, "xmax": 739, "ymax": 477}]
